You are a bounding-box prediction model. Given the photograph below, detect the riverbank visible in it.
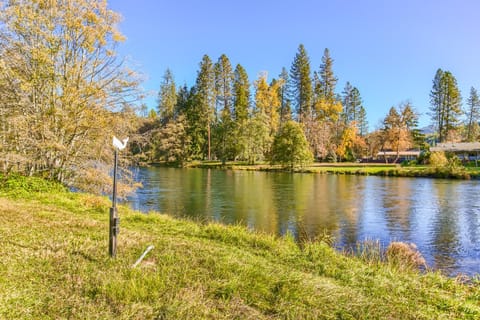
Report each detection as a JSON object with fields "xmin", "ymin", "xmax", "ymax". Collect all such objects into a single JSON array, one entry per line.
[
  {"xmin": 183, "ymin": 161, "xmax": 480, "ymax": 179},
  {"xmin": 0, "ymin": 176, "xmax": 479, "ymax": 319}
]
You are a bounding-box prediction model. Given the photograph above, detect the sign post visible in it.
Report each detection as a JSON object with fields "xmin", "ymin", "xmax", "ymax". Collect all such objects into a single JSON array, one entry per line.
[{"xmin": 109, "ymin": 136, "xmax": 128, "ymax": 258}]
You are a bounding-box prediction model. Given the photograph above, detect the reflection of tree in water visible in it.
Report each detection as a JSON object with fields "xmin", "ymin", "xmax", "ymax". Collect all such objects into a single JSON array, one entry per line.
[
  {"xmin": 334, "ymin": 176, "xmax": 365, "ymax": 248},
  {"xmin": 431, "ymin": 182, "xmax": 460, "ymax": 273},
  {"xmin": 381, "ymin": 178, "xmax": 413, "ymax": 241},
  {"xmin": 132, "ymin": 168, "xmax": 480, "ymax": 275},
  {"xmin": 286, "ymin": 175, "xmax": 365, "ymax": 247},
  {"xmin": 228, "ymin": 171, "xmax": 278, "ymax": 232}
]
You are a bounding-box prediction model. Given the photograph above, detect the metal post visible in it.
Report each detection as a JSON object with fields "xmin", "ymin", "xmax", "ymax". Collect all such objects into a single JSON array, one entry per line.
[{"xmin": 109, "ymin": 149, "xmax": 119, "ymax": 257}]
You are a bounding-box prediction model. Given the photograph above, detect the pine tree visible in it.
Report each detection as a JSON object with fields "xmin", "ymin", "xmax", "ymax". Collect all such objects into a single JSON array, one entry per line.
[
  {"xmin": 233, "ymin": 64, "xmax": 250, "ymax": 123},
  {"xmin": 231, "ymin": 64, "xmax": 251, "ymax": 160},
  {"xmin": 289, "ymin": 44, "xmax": 312, "ymax": 121},
  {"xmin": 214, "ymin": 54, "xmax": 235, "ymax": 163},
  {"xmin": 342, "ymin": 82, "xmax": 353, "ymax": 124},
  {"xmin": 313, "ymin": 48, "xmax": 342, "ymax": 123},
  {"xmin": 465, "ymin": 87, "xmax": 480, "ymax": 142},
  {"xmin": 317, "ymin": 48, "xmax": 338, "ymax": 102},
  {"xmin": 357, "ymin": 106, "xmax": 369, "ymax": 137},
  {"xmin": 175, "ymin": 84, "xmax": 191, "ymax": 116},
  {"xmin": 157, "ymin": 68, "xmax": 177, "ymax": 123},
  {"xmin": 429, "ymin": 69, "xmax": 462, "ymax": 142},
  {"xmin": 278, "ymin": 67, "xmax": 292, "ymax": 124},
  {"xmin": 342, "ymin": 82, "xmax": 362, "ymax": 125},
  {"xmin": 214, "ymin": 54, "xmax": 234, "ymax": 119},
  {"xmin": 194, "ymin": 55, "xmax": 216, "ymax": 159}
]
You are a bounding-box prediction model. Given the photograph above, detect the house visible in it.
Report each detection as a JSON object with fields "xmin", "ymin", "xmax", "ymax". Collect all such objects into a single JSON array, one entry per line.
[
  {"xmin": 375, "ymin": 150, "xmax": 421, "ymax": 163},
  {"xmin": 430, "ymin": 142, "xmax": 480, "ymax": 163}
]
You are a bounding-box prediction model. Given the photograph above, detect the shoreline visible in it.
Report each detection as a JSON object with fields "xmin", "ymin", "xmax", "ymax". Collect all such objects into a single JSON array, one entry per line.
[{"xmin": 148, "ymin": 161, "xmax": 480, "ymax": 180}]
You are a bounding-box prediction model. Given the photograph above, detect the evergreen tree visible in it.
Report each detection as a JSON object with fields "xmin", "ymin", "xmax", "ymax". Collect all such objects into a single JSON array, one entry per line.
[
  {"xmin": 233, "ymin": 64, "xmax": 250, "ymax": 123},
  {"xmin": 194, "ymin": 55, "xmax": 216, "ymax": 159},
  {"xmin": 214, "ymin": 54, "xmax": 234, "ymax": 119},
  {"xmin": 278, "ymin": 67, "xmax": 292, "ymax": 124},
  {"xmin": 289, "ymin": 44, "xmax": 312, "ymax": 121},
  {"xmin": 214, "ymin": 54, "xmax": 235, "ymax": 163},
  {"xmin": 311, "ymin": 49, "xmax": 342, "ymax": 161},
  {"xmin": 429, "ymin": 69, "xmax": 462, "ymax": 142},
  {"xmin": 232, "ymin": 64, "xmax": 251, "ymax": 160},
  {"xmin": 157, "ymin": 68, "xmax": 177, "ymax": 123},
  {"xmin": 317, "ymin": 48, "xmax": 338, "ymax": 102},
  {"xmin": 342, "ymin": 82, "xmax": 353, "ymax": 123},
  {"xmin": 342, "ymin": 82, "xmax": 363, "ymax": 125},
  {"xmin": 175, "ymin": 84, "xmax": 191, "ymax": 116},
  {"xmin": 313, "ymin": 48, "xmax": 342, "ymax": 123},
  {"xmin": 357, "ymin": 106, "xmax": 369, "ymax": 137},
  {"xmin": 465, "ymin": 87, "xmax": 480, "ymax": 142},
  {"xmin": 429, "ymin": 69, "xmax": 444, "ymax": 139}
]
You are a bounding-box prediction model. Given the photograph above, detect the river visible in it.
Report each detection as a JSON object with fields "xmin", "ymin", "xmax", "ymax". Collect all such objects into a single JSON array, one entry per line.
[{"xmin": 127, "ymin": 167, "xmax": 480, "ymax": 276}]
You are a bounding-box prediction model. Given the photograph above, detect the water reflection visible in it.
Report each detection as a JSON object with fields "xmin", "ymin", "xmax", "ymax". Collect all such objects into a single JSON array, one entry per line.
[{"xmin": 128, "ymin": 167, "xmax": 480, "ymax": 276}]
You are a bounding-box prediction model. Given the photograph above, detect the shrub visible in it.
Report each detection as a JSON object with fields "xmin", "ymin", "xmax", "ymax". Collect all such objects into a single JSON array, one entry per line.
[
  {"xmin": 428, "ymin": 151, "xmax": 448, "ymax": 167},
  {"xmin": 386, "ymin": 242, "xmax": 426, "ymax": 270},
  {"xmin": 0, "ymin": 173, "xmax": 66, "ymax": 195}
]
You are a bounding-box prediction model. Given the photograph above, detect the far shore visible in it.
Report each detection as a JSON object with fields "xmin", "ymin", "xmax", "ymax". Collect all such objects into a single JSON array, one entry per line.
[{"xmin": 147, "ymin": 161, "xmax": 480, "ymax": 180}]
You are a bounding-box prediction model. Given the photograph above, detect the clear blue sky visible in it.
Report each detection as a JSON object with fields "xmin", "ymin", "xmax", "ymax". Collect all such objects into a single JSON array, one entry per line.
[{"xmin": 110, "ymin": 0, "xmax": 480, "ymax": 129}]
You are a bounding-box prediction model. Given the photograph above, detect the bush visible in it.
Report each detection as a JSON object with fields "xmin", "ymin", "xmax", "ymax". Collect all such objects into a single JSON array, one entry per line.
[
  {"xmin": 386, "ymin": 242, "xmax": 426, "ymax": 270},
  {"xmin": 428, "ymin": 151, "xmax": 448, "ymax": 167},
  {"xmin": 0, "ymin": 173, "xmax": 66, "ymax": 195}
]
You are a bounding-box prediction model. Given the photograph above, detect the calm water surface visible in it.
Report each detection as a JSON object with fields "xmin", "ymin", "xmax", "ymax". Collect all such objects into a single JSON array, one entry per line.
[{"xmin": 127, "ymin": 167, "xmax": 480, "ymax": 276}]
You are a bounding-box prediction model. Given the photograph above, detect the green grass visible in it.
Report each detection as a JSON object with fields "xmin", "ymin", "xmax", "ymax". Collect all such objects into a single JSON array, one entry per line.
[
  {"xmin": 0, "ymin": 177, "xmax": 479, "ymax": 319},
  {"xmin": 186, "ymin": 161, "xmax": 480, "ymax": 179}
]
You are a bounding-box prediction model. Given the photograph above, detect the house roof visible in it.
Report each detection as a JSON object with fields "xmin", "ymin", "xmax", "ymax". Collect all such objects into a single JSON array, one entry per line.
[
  {"xmin": 430, "ymin": 142, "xmax": 480, "ymax": 152},
  {"xmin": 376, "ymin": 151, "xmax": 421, "ymax": 156}
]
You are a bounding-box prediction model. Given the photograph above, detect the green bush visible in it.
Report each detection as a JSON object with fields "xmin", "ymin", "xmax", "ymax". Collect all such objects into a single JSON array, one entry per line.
[{"xmin": 0, "ymin": 174, "xmax": 66, "ymax": 196}]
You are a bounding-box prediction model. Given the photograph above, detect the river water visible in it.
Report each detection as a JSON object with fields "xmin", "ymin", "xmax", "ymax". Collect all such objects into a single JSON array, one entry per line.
[{"xmin": 127, "ymin": 167, "xmax": 480, "ymax": 276}]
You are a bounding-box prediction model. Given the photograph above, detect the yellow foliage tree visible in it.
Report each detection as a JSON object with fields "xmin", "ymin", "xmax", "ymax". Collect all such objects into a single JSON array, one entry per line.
[
  {"xmin": 0, "ymin": 0, "xmax": 141, "ymax": 192},
  {"xmin": 254, "ymin": 72, "xmax": 282, "ymax": 136}
]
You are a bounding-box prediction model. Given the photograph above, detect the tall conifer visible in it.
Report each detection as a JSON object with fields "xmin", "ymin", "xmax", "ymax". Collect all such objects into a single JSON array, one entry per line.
[
  {"xmin": 465, "ymin": 87, "xmax": 480, "ymax": 142},
  {"xmin": 289, "ymin": 44, "xmax": 312, "ymax": 121},
  {"xmin": 194, "ymin": 55, "xmax": 216, "ymax": 159},
  {"xmin": 157, "ymin": 68, "xmax": 177, "ymax": 123}
]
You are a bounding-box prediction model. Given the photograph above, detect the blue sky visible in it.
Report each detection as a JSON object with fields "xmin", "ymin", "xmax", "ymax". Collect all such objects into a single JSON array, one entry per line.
[{"xmin": 110, "ymin": 0, "xmax": 480, "ymax": 129}]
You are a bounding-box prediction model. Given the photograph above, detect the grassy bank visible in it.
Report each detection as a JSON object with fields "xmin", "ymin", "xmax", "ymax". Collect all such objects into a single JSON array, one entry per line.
[
  {"xmin": 0, "ymin": 176, "xmax": 479, "ymax": 319},
  {"xmin": 185, "ymin": 161, "xmax": 480, "ymax": 179}
]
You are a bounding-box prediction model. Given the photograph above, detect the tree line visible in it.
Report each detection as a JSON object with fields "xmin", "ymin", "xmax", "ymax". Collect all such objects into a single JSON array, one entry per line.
[
  {"xmin": 132, "ymin": 46, "xmax": 373, "ymax": 166},
  {"xmin": 1, "ymin": 0, "xmax": 479, "ymax": 194},
  {"xmin": 133, "ymin": 47, "xmax": 480, "ymax": 166}
]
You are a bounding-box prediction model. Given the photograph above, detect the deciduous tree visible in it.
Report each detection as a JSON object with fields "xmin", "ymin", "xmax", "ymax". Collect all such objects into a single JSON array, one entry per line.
[
  {"xmin": 271, "ymin": 120, "xmax": 313, "ymax": 169},
  {"xmin": 0, "ymin": 0, "xmax": 141, "ymax": 190}
]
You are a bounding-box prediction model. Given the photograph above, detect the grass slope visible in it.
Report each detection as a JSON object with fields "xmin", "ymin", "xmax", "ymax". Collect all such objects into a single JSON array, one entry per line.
[{"xmin": 0, "ymin": 176, "xmax": 479, "ymax": 319}]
